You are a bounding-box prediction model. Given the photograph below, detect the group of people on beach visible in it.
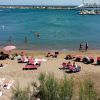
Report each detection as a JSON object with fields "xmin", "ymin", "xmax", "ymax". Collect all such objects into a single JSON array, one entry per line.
[
  {"xmin": 62, "ymin": 61, "xmax": 81, "ymax": 72},
  {"xmin": 79, "ymin": 42, "xmax": 88, "ymax": 51}
]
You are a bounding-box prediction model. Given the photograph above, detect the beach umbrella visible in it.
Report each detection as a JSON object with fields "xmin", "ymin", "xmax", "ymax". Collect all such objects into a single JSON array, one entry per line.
[{"xmin": 3, "ymin": 45, "xmax": 16, "ymax": 51}]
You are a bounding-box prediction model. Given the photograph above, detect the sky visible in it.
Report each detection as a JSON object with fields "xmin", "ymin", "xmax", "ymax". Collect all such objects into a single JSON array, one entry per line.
[{"xmin": 0, "ymin": 0, "xmax": 99, "ymax": 5}]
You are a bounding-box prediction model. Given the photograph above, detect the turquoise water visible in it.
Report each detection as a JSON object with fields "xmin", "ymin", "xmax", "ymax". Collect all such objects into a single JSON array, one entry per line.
[{"xmin": 0, "ymin": 8, "xmax": 100, "ymax": 50}]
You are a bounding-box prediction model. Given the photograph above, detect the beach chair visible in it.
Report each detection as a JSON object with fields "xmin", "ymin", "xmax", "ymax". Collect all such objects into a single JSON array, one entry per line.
[{"xmin": 23, "ymin": 64, "xmax": 38, "ymax": 70}]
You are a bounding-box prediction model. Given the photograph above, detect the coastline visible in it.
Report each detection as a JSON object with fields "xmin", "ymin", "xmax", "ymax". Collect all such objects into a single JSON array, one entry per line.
[
  {"xmin": 1, "ymin": 48, "xmax": 100, "ymax": 55},
  {"xmin": 0, "ymin": 5, "xmax": 76, "ymax": 10}
]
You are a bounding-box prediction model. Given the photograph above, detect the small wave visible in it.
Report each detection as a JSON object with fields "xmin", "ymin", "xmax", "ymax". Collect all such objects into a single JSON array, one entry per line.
[{"xmin": 0, "ymin": 10, "xmax": 3, "ymax": 11}]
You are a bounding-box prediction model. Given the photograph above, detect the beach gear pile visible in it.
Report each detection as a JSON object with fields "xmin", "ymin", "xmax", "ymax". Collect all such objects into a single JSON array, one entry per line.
[{"xmin": 0, "ymin": 78, "xmax": 14, "ymax": 97}]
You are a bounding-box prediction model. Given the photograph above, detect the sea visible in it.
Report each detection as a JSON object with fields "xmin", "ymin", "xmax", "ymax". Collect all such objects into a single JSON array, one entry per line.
[{"xmin": 0, "ymin": 8, "xmax": 100, "ymax": 50}]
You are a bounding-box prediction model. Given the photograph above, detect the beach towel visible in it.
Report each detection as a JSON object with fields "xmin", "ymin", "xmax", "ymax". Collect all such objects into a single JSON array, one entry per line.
[{"xmin": 35, "ymin": 58, "xmax": 47, "ymax": 62}]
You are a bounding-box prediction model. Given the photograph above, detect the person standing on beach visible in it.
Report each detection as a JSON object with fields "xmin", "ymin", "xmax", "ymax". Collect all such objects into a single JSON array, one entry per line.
[
  {"xmin": 79, "ymin": 43, "xmax": 82, "ymax": 51},
  {"xmin": 85, "ymin": 42, "xmax": 88, "ymax": 51},
  {"xmin": 8, "ymin": 36, "xmax": 12, "ymax": 44}
]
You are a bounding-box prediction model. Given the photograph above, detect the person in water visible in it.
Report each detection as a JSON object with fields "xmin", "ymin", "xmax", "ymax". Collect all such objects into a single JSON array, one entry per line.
[
  {"xmin": 79, "ymin": 43, "xmax": 83, "ymax": 51},
  {"xmin": 85, "ymin": 42, "xmax": 88, "ymax": 51},
  {"xmin": 35, "ymin": 32, "xmax": 40, "ymax": 38},
  {"xmin": 8, "ymin": 36, "xmax": 12, "ymax": 44},
  {"xmin": 24, "ymin": 36, "xmax": 28, "ymax": 44}
]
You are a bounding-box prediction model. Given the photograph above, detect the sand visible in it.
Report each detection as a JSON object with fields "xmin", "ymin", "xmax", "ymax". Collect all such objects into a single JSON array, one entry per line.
[{"xmin": 0, "ymin": 50, "xmax": 100, "ymax": 99}]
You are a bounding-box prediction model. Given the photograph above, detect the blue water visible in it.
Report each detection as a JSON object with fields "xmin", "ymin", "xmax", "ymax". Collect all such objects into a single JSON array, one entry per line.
[{"xmin": 0, "ymin": 8, "xmax": 100, "ymax": 50}]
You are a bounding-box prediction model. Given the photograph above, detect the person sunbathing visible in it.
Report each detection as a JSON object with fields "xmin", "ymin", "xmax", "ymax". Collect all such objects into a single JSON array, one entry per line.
[
  {"xmin": 52, "ymin": 52, "xmax": 59, "ymax": 58},
  {"xmin": 18, "ymin": 56, "xmax": 28, "ymax": 63},
  {"xmin": 61, "ymin": 62, "xmax": 67, "ymax": 69},
  {"xmin": 73, "ymin": 62, "xmax": 78, "ymax": 68},
  {"xmin": 67, "ymin": 61, "xmax": 72, "ymax": 67},
  {"xmin": 72, "ymin": 62, "xmax": 81, "ymax": 72},
  {"xmin": 60, "ymin": 61, "xmax": 71, "ymax": 70},
  {"xmin": 82, "ymin": 56, "xmax": 90, "ymax": 64},
  {"xmin": 65, "ymin": 55, "xmax": 73, "ymax": 60},
  {"xmin": 46, "ymin": 52, "xmax": 51, "ymax": 57}
]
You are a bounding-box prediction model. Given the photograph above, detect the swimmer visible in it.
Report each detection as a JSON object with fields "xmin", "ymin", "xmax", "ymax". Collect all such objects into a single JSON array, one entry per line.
[
  {"xmin": 1, "ymin": 25, "xmax": 5, "ymax": 30},
  {"xmin": 35, "ymin": 32, "xmax": 40, "ymax": 38}
]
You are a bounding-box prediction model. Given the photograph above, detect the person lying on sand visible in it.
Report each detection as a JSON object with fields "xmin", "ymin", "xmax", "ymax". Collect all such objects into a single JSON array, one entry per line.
[{"xmin": 65, "ymin": 55, "xmax": 73, "ymax": 60}]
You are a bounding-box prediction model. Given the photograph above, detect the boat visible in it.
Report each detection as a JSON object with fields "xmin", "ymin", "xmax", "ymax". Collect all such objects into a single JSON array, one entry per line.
[{"xmin": 77, "ymin": 0, "xmax": 100, "ymax": 15}]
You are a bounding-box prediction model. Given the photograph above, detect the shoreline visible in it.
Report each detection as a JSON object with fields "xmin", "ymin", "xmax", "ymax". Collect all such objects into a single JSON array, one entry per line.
[{"xmin": 1, "ymin": 48, "xmax": 100, "ymax": 55}]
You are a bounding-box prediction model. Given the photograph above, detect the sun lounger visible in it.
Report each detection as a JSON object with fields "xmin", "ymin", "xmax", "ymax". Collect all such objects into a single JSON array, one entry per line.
[{"xmin": 23, "ymin": 64, "xmax": 38, "ymax": 70}]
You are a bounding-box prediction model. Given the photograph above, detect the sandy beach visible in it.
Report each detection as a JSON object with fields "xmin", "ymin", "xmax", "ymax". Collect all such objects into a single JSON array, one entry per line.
[{"xmin": 0, "ymin": 50, "xmax": 100, "ymax": 99}]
